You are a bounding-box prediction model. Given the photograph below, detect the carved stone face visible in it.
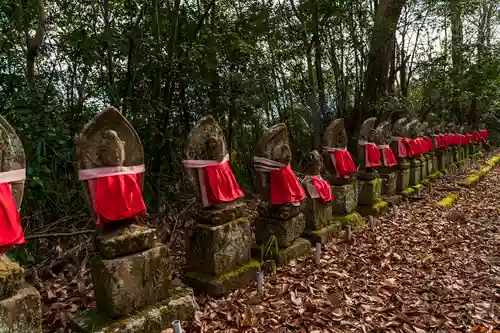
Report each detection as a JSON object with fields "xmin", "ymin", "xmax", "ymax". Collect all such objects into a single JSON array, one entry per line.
[
  {"xmin": 373, "ymin": 121, "xmax": 391, "ymax": 145},
  {"xmin": 271, "ymin": 142, "xmax": 291, "ymax": 165},
  {"xmin": 392, "ymin": 118, "xmax": 408, "ymax": 137},
  {"xmin": 359, "ymin": 117, "xmax": 377, "ymax": 141},
  {"xmin": 323, "ymin": 119, "xmax": 347, "ymax": 148},
  {"xmin": 304, "ymin": 150, "xmax": 322, "ymax": 175},
  {"xmin": 98, "ymin": 130, "xmax": 126, "ymax": 167}
]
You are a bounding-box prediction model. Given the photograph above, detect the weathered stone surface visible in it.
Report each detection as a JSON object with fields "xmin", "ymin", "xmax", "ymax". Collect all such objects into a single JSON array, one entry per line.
[
  {"xmin": 303, "ymin": 222, "xmax": 342, "ymax": 244},
  {"xmin": 92, "ymin": 244, "xmax": 172, "ymax": 318},
  {"xmin": 380, "ymin": 172, "xmax": 397, "ymax": 197},
  {"xmin": 421, "ymin": 159, "xmax": 428, "ymax": 180},
  {"xmin": 438, "ymin": 152, "xmax": 446, "ymax": 170},
  {"xmin": 196, "ymin": 200, "xmax": 246, "ymax": 225},
  {"xmin": 257, "ymin": 203, "xmax": 300, "ymax": 220},
  {"xmin": 432, "ymin": 155, "xmax": 438, "ymax": 174},
  {"xmin": 332, "ymin": 212, "xmax": 365, "ymax": 229},
  {"xmin": 396, "ymin": 168, "xmax": 410, "ymax": 192},
  {"xmin": 357, "ymin": 201, "xmax": 389, "ymax": 217},
  {"xmin": 255, "ymin": 214, "xmax": 306, "ymax": 248},
  {"xmin": 0, "ymin": 256, "xmax": 24, "ymax": 300},
  {"xmin": 186, "ymin": 218, "xmax": 253, "ymax": 276},
  {"xmin": 322, "ymin": 119, "xmax": 352, "ymax": 185},
  {"xmin": 95, "ymin": 224, "xmax": 156, "ymax": 259},
  {"xmin": 358, "ymin": 178, "xmax": 382, "ymax": 206},
  {"xmin": 384, "ymin": 195, "xmax": 402, "ymax": 207},
  {"xmin": 0, "ymin": 284, "xmax": 42, "ymax": 333},
  {"xmin": 186, "ymin": 261, "xmax": 260, "ymax": 297},
  {"xmin": 72, "ymin": 286, "xmax": 197, "ymax": 333},
  {"xmin": 275, "ymin": 238, "xmax": 311, "ymax": 266},
  {"xmin": 331, "ymin": 183, "xmax": 358, "ymax": 215},
  {"xmin": 303, "ymin": 198, "xmax": 333, "ymax": 230},
  {"xmin": 410, "ymin": 164, "xmax": 421, "ymax": 186}
]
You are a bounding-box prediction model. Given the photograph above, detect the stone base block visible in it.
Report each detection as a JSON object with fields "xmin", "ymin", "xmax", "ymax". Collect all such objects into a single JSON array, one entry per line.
[
  {"xmin": 197, "ymin": 200, "xmax": 246, "ymax": 225},
  {"xmin": 410, "ymin": 165, "xmax": 421, "ymax": 186},
  {"xmin": 255, "ymin": 214, "xmax": 305, "ymax": 248},
  {"xmin": 332, "ymin": 212, "xmax": 365, "ymax": 229},
  {"xmin": 358, "ymin": 178, "xmax": 382, "ymax": 206},
  {"xmin": 257, "ymin": 203, "xmax": 300, "ymax": 220},
  {"xmin": 396, "ymin": 168, "xmax": 410, "ymax": 192},
  {"xmin": 96, "ymin": 224, "xmax": 156, "ymax": 259},
  {"xmin": 92, "ymin": 244, "xmax": 172, "ymax": 318},
  {"xmin": 0, "ymin": 255, "xmax": 24, "ymax": 299},
  {"xmin": 0, "ymin": 284, "xmax": 42, "ymax": 333},
  {"xmin": 303, "ymin": 222, "xmax": 342, "ymax": 244},
  {"xmin": 380, "ymin": 172, "xmax": 397, "ymax": 197},
  {"xmin": 357, "ymin": 201, "xmax": 389, "ymax": 217},
  {"xmin": 383, "ymin": 195, "xmax": 402, "ymax": 207},
  {"xmin": 186, "ymin": 218, "xmax": 252, "ymax": 276},
  {"xmin": 186, "ymin": 261, "xmax": 260, "ymax": 297},
  {"xmin": 331, "ymin": 182, "xmax": 358, "ymax": 215},
  {"xmin": 421, "ymin": 160, "xmax": 428, "ymax": 179},
  {"xmin": 275, "ymin": 238, "xmax": 311, "ymax": 265},
  {"xmin": 303, "ymin": 198, "xmax": 333, "ymax": 230},
  {"xmin": 72, "ymin": 287, "xmax": 197, "ymax": 333}
]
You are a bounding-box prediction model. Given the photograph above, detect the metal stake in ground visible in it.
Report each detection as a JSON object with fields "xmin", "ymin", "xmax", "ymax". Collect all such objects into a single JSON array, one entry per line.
[{"xmin": 315, "ymin": 243, "xmax": 321, "ymax": 268}]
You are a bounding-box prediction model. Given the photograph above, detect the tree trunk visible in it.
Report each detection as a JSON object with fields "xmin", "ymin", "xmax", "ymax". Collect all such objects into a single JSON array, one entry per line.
[
  {"xmin": 355, "ymin": 0, "xmax": 406, "ymax": 132},
  {"xmin": 312, "ymin": 0, "xmax": 327, "ymax": 126},
  {"xmin": 450, "ymin": 0, "xmax": 463, "ymax": 122},
  {"xmin": 26, "ymin": 0, "xmax": 45, "ymax": 89}
]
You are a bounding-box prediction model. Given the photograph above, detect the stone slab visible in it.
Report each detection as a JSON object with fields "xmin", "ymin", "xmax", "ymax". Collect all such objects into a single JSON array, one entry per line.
[
  {"xmin": 275, "ymin": 238, "xmax": 311, "ymax": 266},
  {"xmin": 303, "ymin": 222, "xmax": 342, "ymax": 244},
  {"xmin": 255, "ymin": 214, "xmax": 306, "ymax": 248},
  {"xmin": 396, "ymin": 168, "xmax": 410, "ymax": 193},
  {"xmin": 303, "ymin": 198, "xmax": 333, "ymax": 230},
  {"xmin": 95, "ymin": 224, "xmax": 156, "ymax": 259},
  {"xmin": 332, "ymin": 212, "xmax": 365, "ymax": 229},
  {"xmin": 92, "ymin": 244, "xmax": 172, "ymax": 318},
  {"xmin": 358, "ymin": 178, "xmax": 382, "ymax": 206},
  {"xmin": 421, "ymin": 160, "xmax": 428, "ymax": 180},
  {"xmin": 380, "ymin": 172, "xmax": 397, "ymax": 197},
  {"xmin": 409, "ymin": 165, "xmax": 421, "ymax": 186},
  {"xmin": 196, "ymin": 200, "xmax": 246, "ymax": 225},
  {"xmin": 72, "ymin": 286, "xmax": 197, "ymax": 333},
  {"xmin": 383, "ymin": 195, "xmax": 402, "ymax": 207},
  {"xmin": 331, "ymin": 182, "xmax": 358, "ymax": 215},
  {"xmin": 186, "ymin": 261, "xmax": 260, "ymax": 297},
  {"xmin": 0, "ymin": 255, "xmax": 24, "ymax": 300},
  {"xmin": 357, "ymin": 201, "xmax": 389, "ymax": 218},
  {"xmin": 186, "ymin": 217, "xmax": 253, "ymax": 276},
  {"xmin": 0, "ymin": 284, "xmax": 42, "ymax": 333}
]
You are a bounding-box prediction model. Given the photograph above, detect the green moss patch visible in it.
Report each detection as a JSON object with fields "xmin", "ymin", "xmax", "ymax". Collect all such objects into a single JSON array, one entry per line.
[
  {"xmin": 333, "ymin": 212, "xmax": 364, "ymax": 228},
  {"xmin": 357, "ymin": 201, "xmax": 389, "ymax": 217},
  {"xmin": 438, "ymin": 194, "xmax": 458, "ymax": 208}
]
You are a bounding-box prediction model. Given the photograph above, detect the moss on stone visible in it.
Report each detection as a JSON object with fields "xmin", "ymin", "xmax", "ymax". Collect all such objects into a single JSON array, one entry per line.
[
  {"xmin": 406, "ymin": 187, "xmax": 414, "ymax": 195},
  {"xmin": 0, "ymin": 255, "xmax": 24, "ymax": 300},
  {"xmin": 358, "ymin": 201, "xmax": 389, "ymax": 217},
  {"xmin": 71, "ymin": 287, "xmax": 197, "ymax": 333},
  {"xmin": 332, "ymin": 212, "xmax": 364, "ymax": 228},
  {"xmin": 438, "ymin": 194, "xmax": 458, "ymax": 208},
  {"xmin": 303, "ymin": 222, "xmax": 342, "ymax": 244},
  {"xmin": 0, "ymin": 284, "xmax": 42, "ymax": 333},
  {"xmin": 458, "ymin": 174, "xmax": 479, "ymax": 187}
]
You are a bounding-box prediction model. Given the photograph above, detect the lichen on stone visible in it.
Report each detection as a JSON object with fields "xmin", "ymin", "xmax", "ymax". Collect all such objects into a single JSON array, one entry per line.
[{"xmin": 438, "ymin": 194, "xmax": 457, "ymax": 208}]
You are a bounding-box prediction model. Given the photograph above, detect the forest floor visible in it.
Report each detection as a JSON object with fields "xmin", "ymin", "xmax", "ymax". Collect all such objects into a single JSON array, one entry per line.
[{"xmin": 39, "ymin": 152, "xmax": 500, "ymax": 333}]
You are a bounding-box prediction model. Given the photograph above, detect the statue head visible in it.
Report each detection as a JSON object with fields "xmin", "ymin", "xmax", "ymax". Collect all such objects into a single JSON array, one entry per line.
[
  {"xmin": 256, "ymin": 123, "xmax": 291, "ymax": 165},
  {"xmin": 304, "ymin": 150, "xmax": 322, "ymax": 176},
  {"xmin": 98, "ymin": 130, "xmax": 126, "ymax": 167}
]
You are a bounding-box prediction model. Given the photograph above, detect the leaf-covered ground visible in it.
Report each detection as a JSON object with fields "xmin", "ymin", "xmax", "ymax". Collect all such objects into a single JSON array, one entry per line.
[
  {"xmin": 187, "ymin": 156, "xmax": 500, "ymax": 333},
  {"xmin": 39, "ymin": 154, "xmax": 500, "ymax": 332}
]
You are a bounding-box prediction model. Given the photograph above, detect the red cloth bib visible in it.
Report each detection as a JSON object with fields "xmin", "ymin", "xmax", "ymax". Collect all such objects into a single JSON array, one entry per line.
[
  {"xmin": 202, "ymin": 161, "xmax": 244, "ymax": 206},
  {"xmin": 305, "ymin": 176, "xmax": 334, "ymax": 203},
  {"xmin": 396, "ymin": 138, "xmax": 410, "ymax": 158},
  {"xmin": 327, "ymin": 149, "xmax": 357, "ymax": 178},
  {"xmin": 360, "ymin": 142, "xmax": 381, "ymax": 168},
  {"xmin": 423, "ymin": 137, "xmax": 433, "ymax": 152},
  {"xmin": 408, "ymin": 139, "xmax": 423, "ymax": 157},
  {"xmin": 0, "ymin": 183, "xmax": 25, "ymax": 253},
  {"xmin": 269, "ymin": 165, "xmax": 306, "ymax": 205},
  {"xmin": 466, "ymin": 133, "xmax": 474, "ymax": 143},
  {"xmin": 481, "ymin": 129, "xmax": 489, "ymax": 138},
  {"xmin": 379, "ymin": 145, "xmax": 397, "ymax": 167},
  {"xmin": 90, "ymin": 174, "xmax": 146, "ymax": 228}
]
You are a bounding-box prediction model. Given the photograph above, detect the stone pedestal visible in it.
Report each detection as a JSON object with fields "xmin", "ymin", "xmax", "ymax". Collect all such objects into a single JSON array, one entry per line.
[
  {"xmin": 254, "ymin": 213, "xmax": 310, "ymax": 265},
  {"xmin": 409, "ymin": 159, "xmax": 421, "ymax": 186},
  {"xmin": 186, "ymin": 203, "xmax": 258, "ymax": 297},
  {"xmin": 437, "ymin": 151, "xmax": 446, "ymax": 171},
  {"xmin": 358, "ymin": 178, "xmax": 382, "ymax": 205},
  {"xmin": 331, "ymin": 182, "xmax": 358, "ymax": 215},
  {"xmin": 0, "ymin": 256, "xmax": 42, "ymax": 333},
  {"xmin": 302, "ymin": 198, "xmax": 338, "ymax": 244},
  {"xmin": 396, "ymin": 167, "xmax": 410, "ymax": 193},
  {"xmin": 421, "ymin": 158, "xmax": 428, "ymax": 180},
  {"xmin": 380, "ymin": 171, "xmax": 397, "ymax": 197},
  {"xmin": 72, "ymin": 225, "xmax": 196, "ymax": 333}
]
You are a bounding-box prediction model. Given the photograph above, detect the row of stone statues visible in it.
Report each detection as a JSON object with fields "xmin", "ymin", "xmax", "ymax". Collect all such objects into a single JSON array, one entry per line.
[{"xmin": 0, "ymin": 106, "xmax": 489, "ymax": 333}]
